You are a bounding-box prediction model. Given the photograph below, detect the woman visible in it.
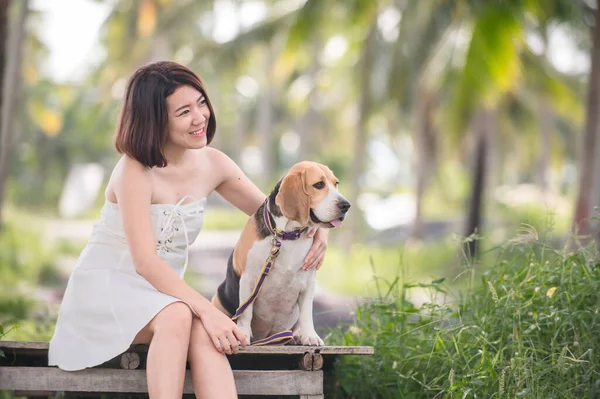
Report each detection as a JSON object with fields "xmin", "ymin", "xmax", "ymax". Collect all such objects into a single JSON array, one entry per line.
[{"xmin": 48, "ymin": 61, "xmax": 329, "ymax": 398}]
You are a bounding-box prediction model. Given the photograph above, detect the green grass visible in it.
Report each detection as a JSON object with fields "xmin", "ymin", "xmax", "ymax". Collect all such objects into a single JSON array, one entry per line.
[
  {"xmin": 0, "ymin": 211, "xmax": 64, "ymax": 344},
  {"xmin": 316, "ymin": 240, "xmax": 460, "ymax": 296},
  {"xmin": 0, "ymin": 217, "xmax": 61, "ymax": 287},
  {"xmin": 326, "ymin": 227, "xmax": 600, "ymax": 398}
]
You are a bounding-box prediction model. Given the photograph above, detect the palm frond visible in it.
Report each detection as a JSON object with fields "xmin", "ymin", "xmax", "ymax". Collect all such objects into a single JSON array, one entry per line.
[{"xmin": 447, "ymin": 4, "xmax": 523, "ymax": 138}]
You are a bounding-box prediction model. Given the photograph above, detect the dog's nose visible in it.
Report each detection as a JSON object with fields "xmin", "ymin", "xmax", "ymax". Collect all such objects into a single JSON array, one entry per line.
[{"xmin": 338, "ymin": 200, "xmax": 351, "ymax": 214}]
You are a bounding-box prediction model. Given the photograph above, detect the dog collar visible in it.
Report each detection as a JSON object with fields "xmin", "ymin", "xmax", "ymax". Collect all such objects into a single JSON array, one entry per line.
[{"xmin": 263, "ymin": 198, "xmax": 309, "ymax": 240}]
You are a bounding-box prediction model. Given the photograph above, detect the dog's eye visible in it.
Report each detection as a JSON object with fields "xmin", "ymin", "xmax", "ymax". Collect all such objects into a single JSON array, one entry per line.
[{"xmin": 312, "ymin": 181, "xmax": 325, "ymax": 190}]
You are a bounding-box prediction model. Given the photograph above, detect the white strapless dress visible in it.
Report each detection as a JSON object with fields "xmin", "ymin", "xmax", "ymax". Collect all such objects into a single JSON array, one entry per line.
[{"xmin": 48, "ymin": 196, "xmax": 206, "ymax": 371}]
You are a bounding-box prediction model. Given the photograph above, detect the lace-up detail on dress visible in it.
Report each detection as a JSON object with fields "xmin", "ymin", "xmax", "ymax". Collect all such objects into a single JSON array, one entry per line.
[
  {"xmin": 157, "ymin": 195, "xmax": 204, "ymax": 277},
  {"xmin": 157, "ymin": 211, "xmax": 180, "ymax": 253}
]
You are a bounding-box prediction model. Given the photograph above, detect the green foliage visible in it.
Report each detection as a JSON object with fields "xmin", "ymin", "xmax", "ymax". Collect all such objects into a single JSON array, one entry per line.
[
  {"xmin": 327, "ymin": 231, "xmax": 600, "ymax": 398},
  {"xmin": 201, "ymin": 206, "xmax": 249, "ymax": 230},
  {"xmin": 0, "ymin": 215, "xmax": 63, "ymax": 344},
  {"xmin": 0, "ymin": 217, "xmax": 60, "ymax": 287},
  {"xmin": 0, "ymin": 305, "xmax": 22, "ymax": 358},
  {"xmin": 449, "ymin": 3, "xmax": 523, "ymax": 138},
  {"xmin": 495, "ymin": 202, "xmax": 571, "ymax": 240},
  {"xmin": 0, "ymin": 296, "xmax": 31, "ymax": 324},
  {"xmin": 0, "ymin": 323, "xmax": 18, "ymax": 358},
  {"xmin": 317, "ymin": 241, "xmax": 458, "ymax": 296},
  {"xmin": 0, "ymin": 317, "xmax": 54, "ymax": 342}
]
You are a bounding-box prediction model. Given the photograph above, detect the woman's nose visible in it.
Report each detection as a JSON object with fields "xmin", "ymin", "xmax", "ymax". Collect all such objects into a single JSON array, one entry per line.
[{"xmin": 193, "ymin": 108, "xmax": 208, "ymax": 124}]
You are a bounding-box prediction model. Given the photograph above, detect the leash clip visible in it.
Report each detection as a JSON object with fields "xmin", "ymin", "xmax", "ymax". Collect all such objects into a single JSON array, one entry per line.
[{"xmin": 270, "ymin": 237, "xmax": 282, "ymax": 259}]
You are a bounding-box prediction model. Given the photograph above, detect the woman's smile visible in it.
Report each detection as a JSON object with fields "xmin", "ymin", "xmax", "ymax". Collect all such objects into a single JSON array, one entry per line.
[{"xmin": 189, "ymin": 126, "xmax": 206, "ymax": 137}]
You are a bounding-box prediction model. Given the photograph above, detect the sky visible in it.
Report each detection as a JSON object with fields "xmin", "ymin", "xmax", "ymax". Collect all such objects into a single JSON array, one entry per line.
[{"xmin": 30, "ymin": 0, "xmax": 113, "ymax": 82}]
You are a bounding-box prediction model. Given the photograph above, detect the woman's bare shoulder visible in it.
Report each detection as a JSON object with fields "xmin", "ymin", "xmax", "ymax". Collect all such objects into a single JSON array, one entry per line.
[
  {"xmin": 202, "ymin": 147, "xmax": 237, "ymax": 171},
  {"xmin": 106, "ymin": 155, "xmax": 151, "ymax": 203},
  {"xmin": 203, "ymin": 146, "xmax": 228, "ymax": 161}
]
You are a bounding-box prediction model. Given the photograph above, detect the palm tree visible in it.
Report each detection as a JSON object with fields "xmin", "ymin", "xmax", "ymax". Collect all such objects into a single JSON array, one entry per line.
[
  {"xmin": 572, "ymin": 1, "xmax": 600, "ymax": 243},
  {"xmin": 342, "ymin": 21, "xmax": 377, "ymax": 249},
  {"xmin": 454, "ymin": 4, "xmax": 523, "ymax": 257},
  {"xmin": 0, "ymin": 0, "xmax": 8, "ymax": 128},
  {"xmin": 384, "ymin": 0, "xmax": 456, "ymax": 239},
  {"xmin": 0, "ymin": 0, "xmax": 28, "ymax": 227},
  {"xmin": 440, "ymin": 0, "xmax": 580, "ymax": 256},
  {"xmin": 0, "ymin": 0, "xmax": 9, "ymax": 223}
]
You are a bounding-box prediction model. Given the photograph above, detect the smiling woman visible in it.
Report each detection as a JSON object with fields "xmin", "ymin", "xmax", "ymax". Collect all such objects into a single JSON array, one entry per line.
[
  {"xmin": 46, "ymin": 61, "xmax": 332, "ymax": 399},
  {"xmin": 164, "ymin": 86, "xmax": 211, "ymax": 150},
  {"xmin": 114, "ymin": 63, "xmax": 217, "ymax": 168}
]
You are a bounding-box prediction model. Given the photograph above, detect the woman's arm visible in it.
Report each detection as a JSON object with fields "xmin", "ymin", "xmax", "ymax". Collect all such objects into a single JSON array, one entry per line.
[
  {"xmin": 209, "ymin": 149, "xmax": 330, "ymax": 269},
  {"xmin": 115, "ymin": 156, "xmax": 246, "ymax": 353},
  {"xmin": 210, "ymin": 149, "xmax": 266, "ymax": 216}
]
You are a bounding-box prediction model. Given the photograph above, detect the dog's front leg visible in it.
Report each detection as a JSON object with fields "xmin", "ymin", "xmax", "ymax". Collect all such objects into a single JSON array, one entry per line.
[
  {"xmin": 292, "ymin": 271, "xmax": 324, "ymax": 346},
  {"xmin": 235, "ymin": 272, "xmax": 255, "ymax": 346}
]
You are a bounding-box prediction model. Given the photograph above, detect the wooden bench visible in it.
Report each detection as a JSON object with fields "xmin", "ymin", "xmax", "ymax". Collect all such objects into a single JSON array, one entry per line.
[{"xmin": 0, "ymin": 341, "xmax": 373, "ymax": 398}]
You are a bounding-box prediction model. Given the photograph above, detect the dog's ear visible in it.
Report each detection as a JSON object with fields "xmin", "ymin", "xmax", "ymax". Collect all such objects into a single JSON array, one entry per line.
[{"xmin": 276, "ymin": 169, "xmax": 310, "ymax": 225}]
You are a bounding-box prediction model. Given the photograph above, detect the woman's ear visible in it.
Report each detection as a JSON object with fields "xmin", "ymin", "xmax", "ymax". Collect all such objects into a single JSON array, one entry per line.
[{"xmin": 275, "ymin": 170, "xmax": 310, "ymax": 225}]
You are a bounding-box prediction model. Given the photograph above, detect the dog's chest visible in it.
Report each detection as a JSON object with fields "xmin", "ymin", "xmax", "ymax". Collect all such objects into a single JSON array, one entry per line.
[{"xmin": 245, "ymin": 238, "xmax": 313, "ymax": 303}]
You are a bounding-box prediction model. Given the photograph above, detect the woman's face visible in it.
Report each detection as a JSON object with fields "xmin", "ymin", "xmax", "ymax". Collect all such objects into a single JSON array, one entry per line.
[{"xmin": 165, "ymin": 85, "xmax": 210, "ymax": 150}]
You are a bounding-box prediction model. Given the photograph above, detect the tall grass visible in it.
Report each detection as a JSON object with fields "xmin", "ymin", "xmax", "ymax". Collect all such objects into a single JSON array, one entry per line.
[
  {"xmin": 0, "ymin": 219, "xmax": 62, "ymax": 342},
  {"xmin": 316, "ymin": 241, "xmax": 459, "ymax": 296},
  {"xmin": 327, "ymin": 226, "xmax": 600, "ymax": 398}
]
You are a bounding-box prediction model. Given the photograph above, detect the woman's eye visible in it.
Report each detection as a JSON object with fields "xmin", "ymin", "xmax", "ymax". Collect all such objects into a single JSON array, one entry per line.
[
  {"xmin": 199, "ymin": 98, "xmax": 207, "ymax": 105},
  {"xmin": 178, "ymin": 109, "xmax": 190, "ymax": 116},
  {"xmin": 312, "ymin": 181, "xmax": 325, "ymax": 189}
]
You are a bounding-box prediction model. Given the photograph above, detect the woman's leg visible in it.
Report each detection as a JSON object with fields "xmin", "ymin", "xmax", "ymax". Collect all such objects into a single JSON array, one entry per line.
[
  {"xmin": 188, "ymin": 317, "xmax": 237, "ymax": 398},
  {"xmin": 133, "ymin": 302, "xmax": 192, "ymax": 399}
]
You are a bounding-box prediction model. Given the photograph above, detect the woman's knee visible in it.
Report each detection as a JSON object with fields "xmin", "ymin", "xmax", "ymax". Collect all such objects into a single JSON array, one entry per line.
[
  {"xmin": 152, "ymin": 302, "xmax": 193, "ymax": 339},
  {"xmin": 189, "ymin": 318, "xmax": 215, "ymax": 351}
]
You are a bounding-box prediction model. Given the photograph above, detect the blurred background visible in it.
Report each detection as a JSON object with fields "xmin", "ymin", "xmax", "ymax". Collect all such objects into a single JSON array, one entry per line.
[{"xmin": 0, "ymin": 0, "xmax": 598, "ymax": 340}]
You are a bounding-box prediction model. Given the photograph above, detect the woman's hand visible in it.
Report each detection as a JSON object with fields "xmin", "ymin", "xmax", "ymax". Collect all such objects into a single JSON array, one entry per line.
[
  {"xmin": 197, "ymin": 303, "xmax": 247, "ymax": 355},
  {"xmin": 302, "ymin": 228, "xmax": 330, "ymax": 271}
]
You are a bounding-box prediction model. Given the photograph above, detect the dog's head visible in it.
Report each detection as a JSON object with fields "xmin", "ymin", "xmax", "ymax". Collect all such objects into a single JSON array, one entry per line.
[{"xmin": 275, "ymin": 161, "xmax": 351, "ymax": 228}]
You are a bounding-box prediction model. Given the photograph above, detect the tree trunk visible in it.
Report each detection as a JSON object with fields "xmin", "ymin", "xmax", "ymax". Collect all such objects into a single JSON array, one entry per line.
[
  {"xmin": 464, "ymin": 107, "xmax": 493, "ymax": 258},
  {"xmin": 0, "ymin": 0, "xmax": 8, "ymax": 124},
  {"xmin": 0, "ymin": 0, "xmax": 28, "ymax": 228},
  {"xmin": 573, "ymin": 3, "xmax": 600, "ymax": 243},
  {"xmin": 232, "ymin": 95, "xmax": 248, "ymax": 165},
  {"xmin": 258, "ymin": 45, "xmax": 275, "ymax": 189},
  {"xmin": 342, "ymin": 23, "xmax": 376, "ymax": 250},
  {"xmin": 537, "ymin": 100, "xmax": 552, "ymax": 193},
  {"xmin": 0, "ymin": 0, "xmax": 9, "ymax": 225},
  {"xmin": 410, "ymin": 85, "xmax": 437, "ymax": 239},
  {"xmin": 297, "ymin": 40, "xmax": 320, "ymax": 161},
  {"xmin": 537, "ymin": 28, "xmax": 552, "ymax": 194}
]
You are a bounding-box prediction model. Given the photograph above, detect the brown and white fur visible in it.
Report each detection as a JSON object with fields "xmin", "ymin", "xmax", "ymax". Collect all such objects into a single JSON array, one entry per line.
[{"xmin": 212, "ymin": 161, "xmax": 350, "ymax": 346}]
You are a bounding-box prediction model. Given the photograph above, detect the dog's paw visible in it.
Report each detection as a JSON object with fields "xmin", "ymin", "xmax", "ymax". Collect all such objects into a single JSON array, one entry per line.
[
  {"xmin": 293, "ymin": 329, "xmax": 324, "ymax": 346},
  {"xmin": 237, "ymin": 325, "xmax": 253, "ymax": 346}
]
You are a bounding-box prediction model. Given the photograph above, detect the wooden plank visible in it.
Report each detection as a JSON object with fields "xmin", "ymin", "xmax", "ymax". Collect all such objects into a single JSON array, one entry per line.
[
  {"xmin": 14, "ymin": 391, "xmax": 54, "ymax": 397},
  {"xmin": 0, "ymin": 367, "xmax": 323, "ymax": 396},
  {"xmin": 0, "ymin": 341, "xmax": 374, "ymax": 355},
  {"xmin": 315, "ymin": 346, "xmax": 374, "ymax": 355},
  {"xmin": 0, "ymin": 342, "xmax": 49, "ymax": 350}
]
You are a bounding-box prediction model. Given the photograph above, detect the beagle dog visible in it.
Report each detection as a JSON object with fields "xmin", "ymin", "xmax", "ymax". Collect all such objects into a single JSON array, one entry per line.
[{"xmin": 212, "ymin": 161, "xmax": 350, "ymax": 346}]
